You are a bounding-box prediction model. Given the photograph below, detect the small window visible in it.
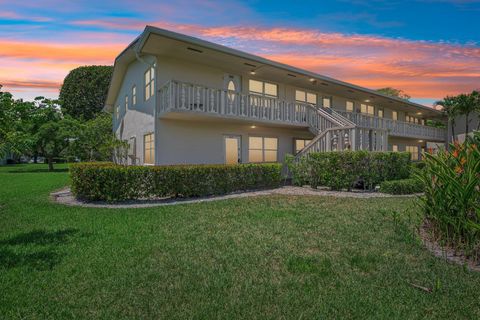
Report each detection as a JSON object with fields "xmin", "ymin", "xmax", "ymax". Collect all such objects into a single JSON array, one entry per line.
[
  {"xmin": 392, "ymin": 111, "xmax": 398, "ymax": 121},
  {"xmin": 378, "ymin": 109, "xmax": 384, "ymax": 118},
  {"xmin": 125, "ymin": 95, "xmax": 129, "ymax": 111},
  {"xmin": 295, "ymin": 90, "xmax": 317, "ymax": 105},
  {"xmin": 360, "ymin": 104, "xmax": 374, "ymax": 115},
  {"xmin": 248, "ymin": 136, "xmax": 278, "ymax": 163},
  {"xmin": 249, "ymin": 79, "xmax": 278, "ymax": 97},
  {"xmin": 392, "ymin": 144, "xmax": 398, "ymax": 152},
  {"xmin": 144, "ymin": 66, "xmax": 155, "ymax": 101},
  {"xmin": 132, "ymin": 86, "xmax": 137, "ymax": 106},
  {"xmin": 346, "ymin": 101, "xmax": 354, "ymax": 112},
  {"xmin": 322, "ymin": 97, "xmax": 331, "ymax": 108},
  {"xmin": 406, "ymin": 145, "xmax": 419, "ymax": 161},
  {"xmin": 294, "ymin": 139, "xmax": 312, "ymax": 153},
  {"xmin": 116, "ymin": 105, "xmax": 120, "ymax": 120},
  {"xmin": 144, "ymin": 133, "xmax": 155, "ymax": 165}
]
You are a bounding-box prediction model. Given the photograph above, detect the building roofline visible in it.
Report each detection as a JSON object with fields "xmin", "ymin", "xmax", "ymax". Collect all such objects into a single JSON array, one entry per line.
[{"xmin": 107, "ymin": 25, "xmax": 442, "ymax": 115}]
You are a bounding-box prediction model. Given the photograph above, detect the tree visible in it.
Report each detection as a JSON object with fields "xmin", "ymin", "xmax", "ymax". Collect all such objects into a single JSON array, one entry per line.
[
  {"xmin": 435, "ymin": 96, "xmax": 458, "ymax": 143},
  {"xmin": 67, "ymin": 112, "xmax": 116, "ymax": 161},
  {"xmin": 376, "ymin": 87, "xmax": 411, "ymax": 100},
  {"xmin": 35, "ymin": 117, "xmax": 79, "ymax": 171},
  {"xmin": 59, "ymin": 66, "xmax": 113, "ymax": 120},
  {"xmin": 455, "ymin": 92, "xmax": 477, "ymax": 134}
]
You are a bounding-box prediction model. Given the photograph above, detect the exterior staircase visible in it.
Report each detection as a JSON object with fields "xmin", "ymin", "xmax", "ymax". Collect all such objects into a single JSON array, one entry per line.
[{"xmin": 296, "ymin": 106, "xmax": 357, "ymax": 159}]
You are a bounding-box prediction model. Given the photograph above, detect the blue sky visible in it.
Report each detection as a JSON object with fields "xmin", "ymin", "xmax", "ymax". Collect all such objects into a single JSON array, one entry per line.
[{"xmin": 0, "ymin": 0, "xmax": 479, "ymax": 105}]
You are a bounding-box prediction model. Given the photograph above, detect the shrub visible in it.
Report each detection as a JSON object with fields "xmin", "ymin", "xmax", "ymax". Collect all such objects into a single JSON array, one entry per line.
[
  {"xmin": 379, "ymin": 179, "xmax": 423, "ymax": 195},
  {"xmin": 411, "ymin": 161, "xmax": 426, "ymax": 170},
  {"xmin": 415, "ymin": 134, "xmax": 480, "ymax": 258},
  {"xmin": 287, "ymin": 151, "xmax": 411, "ymax": 191},
  {"xmin": 70, "ymin": 162, "xmax": 282, "ymax": 201}
]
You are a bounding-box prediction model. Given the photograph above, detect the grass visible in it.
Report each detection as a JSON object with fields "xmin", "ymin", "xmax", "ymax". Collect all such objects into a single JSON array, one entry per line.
[{"xmin": 1, "ymin": 164, "xmax": 480, "ymax": 319}]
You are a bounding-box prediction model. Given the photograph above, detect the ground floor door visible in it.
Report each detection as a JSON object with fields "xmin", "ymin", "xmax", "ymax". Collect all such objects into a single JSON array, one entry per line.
[{"xmin": 224, "ymin": 135, "xmax": 241, "ymax": 164}]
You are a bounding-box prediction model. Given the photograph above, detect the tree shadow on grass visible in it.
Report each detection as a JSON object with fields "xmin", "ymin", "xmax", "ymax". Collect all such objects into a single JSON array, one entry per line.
[
  {"xmin": 0, "ymin": 229, "xmax": 78, "ymax": 246},
  {"xmin": 0, "ymin": 229, "xmax": 79, "ymax": 270}
]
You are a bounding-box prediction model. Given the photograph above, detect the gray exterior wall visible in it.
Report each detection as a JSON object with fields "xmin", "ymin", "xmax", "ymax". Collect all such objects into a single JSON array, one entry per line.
[
  {"xmin": 114, "ymin": 54, "xmax": 439, "ymax": 165},
  {"xmin": 113, "ymin": 55, "xmax": 157, "ymax": 164},
  {"xmin": 451, "ymin": 112, "xmax": 479, "ymax": 142}
]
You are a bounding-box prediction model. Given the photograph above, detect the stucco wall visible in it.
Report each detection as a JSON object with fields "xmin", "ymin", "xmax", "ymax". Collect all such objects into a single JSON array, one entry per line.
[
  {"xmin": 156, "ymin": 118, "xmax": 313, "ymax": 165},
  {"xmin": 113, "ymin": 55, "xmax": 157, "ymax": 164}
]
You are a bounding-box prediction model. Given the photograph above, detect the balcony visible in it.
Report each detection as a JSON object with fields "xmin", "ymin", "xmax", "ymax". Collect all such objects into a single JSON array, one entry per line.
[
  {"xmin": 336, "ymin": 111, "xmax": 446, "ymax": 141},
  {"xmin": 157, "ymin": 80, "xmax": 446, "ymax": 142},
  {"xmin": 157, "ymin": 80, "xmax": 350, "ymax": 134}
]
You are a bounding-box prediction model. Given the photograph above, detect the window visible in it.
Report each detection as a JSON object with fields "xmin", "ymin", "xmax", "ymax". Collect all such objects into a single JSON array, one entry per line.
[
  {"xmin": 248, "ymin": 136, "xmax": 278, "ymax": 162},
  {"xmin": 125, "ymin": 95, "xmax": 129, "ymax": 111},
  {"xmin": 392, "ymin": 111, "xmax": 398, "ymax": 121},
  {"xmin": 295, "ymin": 90, "xmax": 317, "ymax": 105},
  {"xmin": 144, "ymin": 66, "xmax": 155, "ymax": 101},
  {"xmin": 144, "ymin": 133, "xmax": 155, "ymax": 165},
  {"xmin": 132, "ymin": 86, "xmax": 137, "ymax": 106},
  {"xmin": 377, "ymin": 109, "xmax": 384, "ymax": 118},
  {"xmin": 322, "ymin": 97, "xmax": 331, "ymax": 108},
  {"xmin": 361, "ymin": 104, "xmax": 374, "ymax": 115},
  {"xmin": 249, "ymin": 79, "xmax": 277, "ymax": 97},
  {"xmin": 392, "ymin": 144, "xmax": 398, "ymax": 152},
  {"xmin": 346, "ymin": 101, "xmax": 354, "ymax": 112},
  {"xmin": 406, "ymin": 145, "xmax": 419, "ymax": 161},
  {"xmin": 294, "ymin": 139, "xmax": 312, "ymax": 153},
  {"xmin": 116, "ymin": 105, "xmax": 120, "ymax": 120}
]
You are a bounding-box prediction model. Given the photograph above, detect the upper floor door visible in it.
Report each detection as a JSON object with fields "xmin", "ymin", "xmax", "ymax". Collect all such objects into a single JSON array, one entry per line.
[{"xmin": 223, "ymin": 74, "xmax": 242, "ymax": 114}]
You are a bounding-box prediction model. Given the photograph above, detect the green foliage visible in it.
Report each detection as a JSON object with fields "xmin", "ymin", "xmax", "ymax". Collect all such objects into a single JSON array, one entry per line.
[
  {"xmin": 59, "ymin": 66, "xmax": 113, "ymax": 120},
  {"xmin": 411, "ymin": 161, "xmax": 426, "ymax": 170},
  {"xmin": 379, "ymin": 179, "xmax": 424, "ymax": 195},
  {"xmin": 376, "ymin": 87, "xmax": 411, "ymax": 100},
  {"xmin": 287, "ymin": 151, "xmax": 411, "ymax": 191},
  {"xmin": 415, "ymin": 133, "xmax": 480, "ymax": 258},
  {"xmin": 70, "ymin": 162, "xmax": 283, "ymax": 201}
]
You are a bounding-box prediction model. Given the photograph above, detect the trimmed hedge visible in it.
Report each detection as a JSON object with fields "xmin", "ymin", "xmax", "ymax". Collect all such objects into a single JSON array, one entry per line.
[
  {"xmin": 70, "ymin": 162, "xmax": 282, "ymax": 201},
  {"xmin": 379, "ymin": 178, "xmax": 424, "ymax": 195},
  {"xmin": 286, "ymin": 151, "xmax": 411, "ymax": 191}
]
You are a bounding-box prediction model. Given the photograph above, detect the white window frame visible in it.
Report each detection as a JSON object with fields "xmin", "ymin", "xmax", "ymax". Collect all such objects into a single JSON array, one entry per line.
[
  {"xmin": 115, "ymin": 104, "xmax": 120, "ymax": 120},
  {"xmin": 248, "ymin": 136, "xmax": 278, "ymax": 163},
  {"xmin": 392, "ymin": 111, "xmax": 398, "ymax": 121},
  {"xmin": 132, "ymin": 85, "xmax": 137, "ymax": 106},
  {"xmin": 346, "ymin": 101, "xmax": 354, "ymax": 112},
  {"xmin": 248, "ymin": 79, "xmax": 278, "ymax": 98},
  {"xmin": 294, "ymin": 138, "xmax": 312, "ymax": 154},
  {"xmin": 144, "ymin": 66, "xmax": 155, "ymax": 101},
  {"xmin": 143, "ymin": 132, "xmax": 155, "ymax": 165},
  {"xmin": 295, "ymin": 89, "xmax": 317, "ymax": 105},
  {"xmin": 125, "ymin": 94, "xmax": 129, "ymax": 111}
]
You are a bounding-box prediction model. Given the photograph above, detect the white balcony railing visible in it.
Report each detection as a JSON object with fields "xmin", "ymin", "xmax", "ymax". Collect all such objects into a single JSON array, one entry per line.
[
  {"xmin": 336, "ymin": 111, "xmax": 446, "ymax": 141},
  {"xmin": 158, "ymin": 80, "xmax": 346, "ymax": 134}
]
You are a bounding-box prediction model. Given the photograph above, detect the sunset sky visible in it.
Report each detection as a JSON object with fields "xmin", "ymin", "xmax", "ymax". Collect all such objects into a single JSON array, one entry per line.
[{"xmin": 0, "ymin": 0, "xmax": 479, "ymax": 106}]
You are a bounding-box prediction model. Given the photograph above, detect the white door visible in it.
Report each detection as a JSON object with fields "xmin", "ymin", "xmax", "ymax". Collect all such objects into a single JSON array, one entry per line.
[
  {"xmin": 223, "ymin": 74, "xmax": 241, "ymax": 114},
  {"xmin": 224, "ymin": 135, "xmax": 241, "ymax": 164}
]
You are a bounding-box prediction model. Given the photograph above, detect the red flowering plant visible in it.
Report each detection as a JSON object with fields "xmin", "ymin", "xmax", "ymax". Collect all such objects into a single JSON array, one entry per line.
[{"xmin": 415, "ymin": 132, "xmax": 480, "ymax": 260}]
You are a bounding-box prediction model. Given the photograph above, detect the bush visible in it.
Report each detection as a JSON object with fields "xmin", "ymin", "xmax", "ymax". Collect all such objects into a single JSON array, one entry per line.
[
  {"xmin": 411, "ymin": 161, "xmax": 426, "ymax": 170},
  {"xmin": 287, "ymin": 151, "xmax": 411, "ymax": 191},
  {"xmin": 379, "ymin": 179, "xmax": 423, "ymax": 195},
  {"xmin": 415, "ymin": 134, "xmax": 480, "ymax": 258},
  {"xmin": 70, "ymin": 162, "xmax": 282, "ymax": 201}
]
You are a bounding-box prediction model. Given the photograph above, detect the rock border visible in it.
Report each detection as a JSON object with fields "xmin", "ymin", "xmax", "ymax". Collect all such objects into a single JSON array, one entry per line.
[
  {"xmin": 419, "ymin": 220, "xmax": 480, "ymax": 272},
  {"xmin": 50, "ymin": 186, "xmax": 416, "ymax": 209}
]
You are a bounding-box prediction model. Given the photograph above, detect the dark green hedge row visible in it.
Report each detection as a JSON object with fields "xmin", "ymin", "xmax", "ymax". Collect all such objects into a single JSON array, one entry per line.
[
  {"xmin": 379, "ymin": 178, "xmax": 424, "ymax": 195},
  {"xmin": 286, "ymin": 151, "xmax": 411, "ymax": 191},
  {"xmin": 70, "ymin": 162, "xmax": 282, "ymax": 201}
]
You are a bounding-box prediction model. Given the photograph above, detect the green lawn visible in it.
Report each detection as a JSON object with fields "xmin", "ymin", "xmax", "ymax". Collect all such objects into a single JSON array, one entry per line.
[{"xmin": 1, "ymin": 164, "xmax": 480, "ymax": 319}]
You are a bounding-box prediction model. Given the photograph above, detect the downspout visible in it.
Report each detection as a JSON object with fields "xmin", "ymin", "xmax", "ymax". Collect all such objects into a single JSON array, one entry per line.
[{"xmin": 134, "ymin": 46, "xmax": 158, "ymax": 165}]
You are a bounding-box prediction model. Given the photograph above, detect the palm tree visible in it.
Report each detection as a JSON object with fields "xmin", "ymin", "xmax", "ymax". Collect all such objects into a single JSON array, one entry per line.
[
  {"xmin": 435, "ymin": 96, "xmax": 458, "ymax": 143},
  {"xmin": 455, "ymin": 92, "xmax": 477, "ymax": 134},
  {"xmin": 472, "ymin": 90, "xmax": 480, "ymax": 131}
]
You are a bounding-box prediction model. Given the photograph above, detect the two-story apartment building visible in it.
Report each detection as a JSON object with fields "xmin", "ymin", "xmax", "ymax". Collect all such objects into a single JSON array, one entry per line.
[{"xmin": 105, "ymin": 26, "xmax": 447, "ymax": 166}]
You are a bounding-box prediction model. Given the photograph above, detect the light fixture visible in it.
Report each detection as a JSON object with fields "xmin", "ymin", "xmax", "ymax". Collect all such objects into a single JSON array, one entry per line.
[
  {"xmin": 309, "ymin": 78, "xmax": 315, "ymax": 82},
  {"xmin": 417, "ymin": 112, "xmax": 422, "ymax": 115},
  {"xmin": 250, "ymin": 125, "xmax": 256, "ymax": 129},
  {"xmin": 250, "ymin": 70, "xmax": 256, "ymax": 75},
  {"xmin": 365, "ymin": 99, "xmax": 370, "ymax": 103},
  {"xmin": 418, "ymin": 140, "xmax": 424, "ymax": 143}
]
